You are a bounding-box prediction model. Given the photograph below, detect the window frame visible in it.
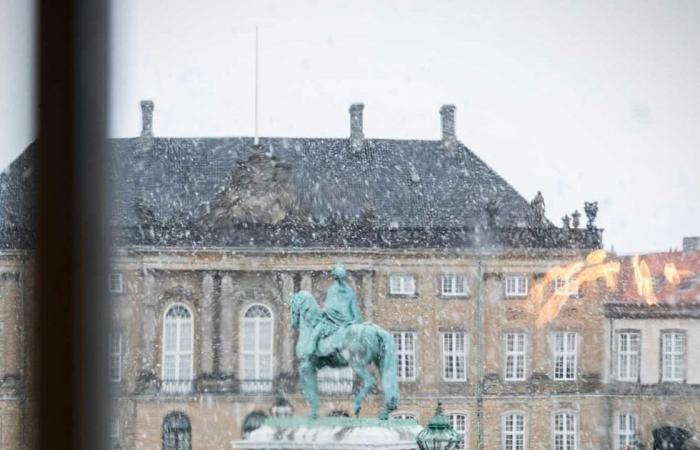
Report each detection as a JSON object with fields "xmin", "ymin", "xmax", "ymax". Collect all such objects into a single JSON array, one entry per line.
[
  {"xmin": 391, "ymin": 412, "xmax": 418, "ymax": 421},
  {"xmin": 441, "ymin": 331, "xmax": 468, "ymax": 382},
  {"xmin": 503, "ymin": 332, "xmax": 527, "ymax": 381},
  {"xmin": 551, "ymin": 411, "xmax": 578, "ymax": 450},
  {"xmin": 502, "ymin": 410, "xmax": 527, "ymax": 450},
  {"xmin": 504, "ymin": 275, "xmax": 529, "ymax": 298},
  {"xmin": 446, "ymin": 412, "xmax": 468, "ymax": 450},
  {"xmin": 616, "ymin": 330, "xmax": 640, "ymax": 382},
  {"xmin": 614, "ymin": 411, "xmax": 639, "ymax": 450},
  {"xmin": 440, "ymin": 274, "xmax": 469, "ymax": 297},
  {"xmin": 552, "ymin": 331, "xmax": 578, "ymax": 381},
  {"xmin": 392, "ymin": 331, "xmax": 417, "ymax": 382},
  {"xmin": 108, "ymin": 272, "xmax": 124, "ymax": 294},
  {"xmin": 660, "ymin": 329, "xmax": 686, "ymax": 383},
  {"xmin": 109, "ymin": 332, "xmax": 123, "ymax": 383},
  {"xmin": 389, "ymin": 273, "xmax": 417, "ymax": 297},
  {"xmin": 554, "ymin": 276, "xmax": 579, "ymax": 297},
  {"xmin": 240, "ymin": 303, "xmax": 275, "ymax": 392},
  {"xmin": 161, "ymin": 303, "xmax": 194, "ymax": 393}
]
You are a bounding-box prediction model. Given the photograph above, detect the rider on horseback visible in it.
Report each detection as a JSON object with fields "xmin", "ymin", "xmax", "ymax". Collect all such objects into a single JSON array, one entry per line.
[{"xmin": 311, "ymin": 265, "xmax": 363, "ymax": 358}]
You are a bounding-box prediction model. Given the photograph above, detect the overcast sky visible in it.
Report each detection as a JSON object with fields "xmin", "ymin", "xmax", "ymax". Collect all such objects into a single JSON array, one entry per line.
[{"xmin": 2, "ymin": 1, "xmax": 699, "ymax": 253}]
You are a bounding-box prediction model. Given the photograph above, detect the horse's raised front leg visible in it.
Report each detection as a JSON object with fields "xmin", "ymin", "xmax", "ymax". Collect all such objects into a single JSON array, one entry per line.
[
  {"xmin": 299, "ymin": 359, "xmax": 319, "ymax": 419},
  {"xmin": 351, "ymin": 364, "xmax": 375, "ymax": 418}
]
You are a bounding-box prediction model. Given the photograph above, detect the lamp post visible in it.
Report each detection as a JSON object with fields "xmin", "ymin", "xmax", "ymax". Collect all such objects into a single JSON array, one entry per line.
[{"xmin": 416, "ymin": 402, "xmax": 462, "ymax": 450}]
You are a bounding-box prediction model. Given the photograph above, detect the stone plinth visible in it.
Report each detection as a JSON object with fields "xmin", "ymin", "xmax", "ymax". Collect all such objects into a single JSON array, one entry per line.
[{"xmin": 232, "ymin": 417, "xmax": 422, "ymax": 450}]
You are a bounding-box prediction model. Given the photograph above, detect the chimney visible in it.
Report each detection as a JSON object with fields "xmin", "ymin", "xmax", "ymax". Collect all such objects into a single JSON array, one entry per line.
[
  {"xmin": 140, "ymin": 100, "xmax": 154, "ymax": 137},
  {"xmin": 683, "ymin": 236, "xmax": 700, "ymax": 252},
  {"xmin": 440, "ymin": 104, "xmax": 456, "ymax": 147},
  {"xmin": 349, "ymin": 103, "xmax": 364, "ymax": 151}
]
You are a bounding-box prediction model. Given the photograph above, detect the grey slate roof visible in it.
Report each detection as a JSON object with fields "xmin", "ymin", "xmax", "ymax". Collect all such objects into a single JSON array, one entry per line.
[{"xmin": 0, "ymin": 136, "xmax": 602, "ymax": 250}]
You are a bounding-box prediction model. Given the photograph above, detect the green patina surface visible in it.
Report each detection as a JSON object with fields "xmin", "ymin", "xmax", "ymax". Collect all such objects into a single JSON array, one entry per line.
[
  {"xmin": 289, "ymin": 265, "xmax": 400, "ymax": 420},
  {"xmin": 265, "ymin": 417, "xmax": 418, "ymax": 429}
]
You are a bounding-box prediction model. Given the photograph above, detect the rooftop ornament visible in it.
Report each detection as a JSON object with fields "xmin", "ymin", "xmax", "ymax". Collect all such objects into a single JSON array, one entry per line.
[
  {"xmin": 416, "ymin": 403, "xmax": 462, "ymax": 450},
  {"xmin": 571, "ymin": 210, "xmax": 581, "ymax": 229},
  {"xmin": 584, "ymin": 201, "xmax": 599, "ymax": 230},
  {"xmin": 530, "ymin": 191, "xmax": 546, "ymax": 226}
]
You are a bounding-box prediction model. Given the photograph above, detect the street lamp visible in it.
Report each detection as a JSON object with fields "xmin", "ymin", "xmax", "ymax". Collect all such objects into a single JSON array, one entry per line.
[{"xmin": 416, "ymin": 402, "xmax": 462, "ymax": 450}]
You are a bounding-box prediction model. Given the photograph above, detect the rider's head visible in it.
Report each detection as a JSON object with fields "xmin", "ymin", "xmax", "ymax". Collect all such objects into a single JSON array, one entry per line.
[{"xmin": 331, "ymin": 265, "xmax": 348, "ymax": 282}]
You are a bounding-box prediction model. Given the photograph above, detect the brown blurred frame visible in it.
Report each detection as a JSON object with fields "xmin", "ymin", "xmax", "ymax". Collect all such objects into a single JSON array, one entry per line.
[{"xmin": 35, "ymin": 0, "xmax": 110, "ymax": 448}]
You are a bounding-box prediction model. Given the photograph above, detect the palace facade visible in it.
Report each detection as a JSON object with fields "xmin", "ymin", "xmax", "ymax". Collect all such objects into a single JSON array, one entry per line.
[{"xmin": 0, "ymin": 103, "xmax": 698, "ymax": 449}]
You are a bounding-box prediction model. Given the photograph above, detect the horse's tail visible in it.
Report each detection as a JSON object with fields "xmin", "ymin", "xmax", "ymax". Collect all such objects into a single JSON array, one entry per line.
[{"xmin": 376, "ymin": 327, "xmax": 399, "ymax": 412}]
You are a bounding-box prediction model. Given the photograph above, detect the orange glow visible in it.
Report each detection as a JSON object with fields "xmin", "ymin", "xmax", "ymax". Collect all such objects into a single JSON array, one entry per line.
[
  {"xmin": 632, "ymin": 255, "xmax": 657, "ymax": 305},
  {"xmin": 528, "ymin": 250, "xmax": 621, "ymax": 326},
  {"xmin": 663, "ymin": 263, "xmax": 693, "ymax": 285}
]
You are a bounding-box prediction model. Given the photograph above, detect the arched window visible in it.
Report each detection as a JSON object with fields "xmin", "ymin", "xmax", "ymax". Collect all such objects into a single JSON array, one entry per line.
[
  {"xmin": 241, "ymin": 304, "xmax": 273, "ymax": 392},
  {"xmin": 162, "ymin": 304, "xmax": 193, "ymax": 394},
  {"xmin": 162, "ymin": 412, "xmax": 191, "ymax": 450},
  {"xmin": 447, "ymin": 413, "xmax": 468, "ymax": 450},
  {"xmin": 502, "ymin": 412, "xmax": 527, "ymax": 450}
]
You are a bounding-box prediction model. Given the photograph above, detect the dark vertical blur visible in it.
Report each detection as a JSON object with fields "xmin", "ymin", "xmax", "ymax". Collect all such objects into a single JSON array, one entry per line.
[{"xmin": 35, "ymin": 0, "xmax": 110, "ymax": 449}]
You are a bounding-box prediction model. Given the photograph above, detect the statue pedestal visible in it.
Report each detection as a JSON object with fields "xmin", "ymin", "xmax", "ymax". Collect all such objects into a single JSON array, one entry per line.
[{"xmin": 232, "ymin": 417, "xmax": 422, "ymax": 450}]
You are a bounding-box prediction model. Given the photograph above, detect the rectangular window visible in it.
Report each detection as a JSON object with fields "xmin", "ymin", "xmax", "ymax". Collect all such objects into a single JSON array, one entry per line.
[
  {"xmin": 552, "ymin": 332, "xmax": 577, "ymax": 380},
  {"xmin": 616, "ymin": 413, "xmax": 638, "ymax": 450},
  {"xmin": 504, "ymin": 333, "xmax": 527, "ymax": 381},
  {"xmin": 393, "ymin": 332, "xmax": 416, "ymax": 381},
  {"xmin": 442, "ymin": 332, "xmax": 467, "ymax": 381},
  {"xmin": 109, "ymin": 272, "xmax": 124, "ymax": 294},
  {"xmin": 617, "ymin": 331, "xmax": 640, "ymax": 382},
  {"xmin": 448, "ymin": 413, "xmax": 467, "ymax": 450},
  {"xmin": 110, "ymin": 415, "xmax": 120, "ymax": 449},
  {"xmin": 505, "ymin": 275, "xmax": 528, "ymax": 298},
  {"xmin": 390, "ymin": 274, "xmax": 416, "ymax": 296},
  {"xmin": 109, "ymin": 333, "xmax": 123, "ymax": 382},
  {"xmin": 553, "ymin": 412, "xmax": 577, "ymax": 450},
  {"xmin": 441, "ymin": 274, "xmax": 469, "ymax": 297},
  {"xmin": 661, "ymin": 331, "xmax": 686, "ymax": 382},
  {"xmin": 554, "ymin": 277, "xmax": 578, "ymax": 297},
  {"xmin": 503, "ymin": 413, "xmax": 526, "ymax": 450}
]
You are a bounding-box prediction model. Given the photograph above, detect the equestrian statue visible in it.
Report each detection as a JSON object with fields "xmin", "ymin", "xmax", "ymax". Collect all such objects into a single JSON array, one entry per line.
[{"xmin": 289, "ymin": 265, "xmax": 399, "ymax": 420}]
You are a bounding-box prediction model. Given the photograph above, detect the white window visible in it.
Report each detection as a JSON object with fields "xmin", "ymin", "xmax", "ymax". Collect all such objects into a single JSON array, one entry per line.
[
  {"xmin": 505, "ymin": 276, "xmax": 528, "ymax": 298},
  {"xmin": 661, "ymin": 331, "xmax": 686, "ymax": 382},
  {"xmin": 616, "ymin": 331, "xmax": 640, "ymax": 382},
  {"xmin": 317, "ymin": 367, "xmax": 353, "ymax": 394},
  {"xmin": 504, "ymin": 333, "xmax": 527, "ymax": 381},
  {"xmin": 616, "ymin": 412, "xmax": 638, "ymax": 450},
  {"xmin": 390, "ymin": 274, "xmax": 416, "ymax": 296},
  {"xmin": 503, "ymin": 412, "xmax": 526, "ymax": 450},
  {"xmin": 552, "ymin": 332, "xmax": 577, "ymax": 380},
  {"xmin": 393, "ymin": 331, "xmax": 416, "ymax": 381},
  {"xmin": 554, "ymin": 277, "xmax": 578, "ymax": 297},
  {"xmin": 109, "ymin": 332, "xmax": 123, "ymax": 382},
  {"xmin": 162, "ymin": 304, "xmax": 193, "ymax": 394},
  {"xmin": 110, "ymin": 415, "xmax": 120, "ymax": 449},
  {"xmin": 553, "ymin": 412, "xmax": 577, "ymax": 450},
  {"xmin": 109, "ymin": 272, "xmax": 123, "ymax": 293},
  {"xmin": 442, "ymin": 332, "xmax": 468, "ymax": 381},
  {"xmin": 391, "ymin": 412, "xmax": 417, "ymax": 420},
  {"xmin": 241, "ymin": 304, "xmax": 274, "ymax": 392},
  {"xmin": 441, "ymin": 274, "xmax": 469, "ymax": 297},
  {"xmin": 448, "ymin": 413, "xmax": 467, "ymax": 450}
]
